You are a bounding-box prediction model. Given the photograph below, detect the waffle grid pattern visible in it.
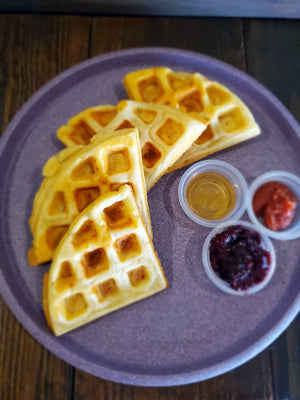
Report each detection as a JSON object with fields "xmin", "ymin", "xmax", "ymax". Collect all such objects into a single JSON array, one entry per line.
[
  {"xmin": 45, "ymin": 185, "xmax": 167, "ymax": 336},
  {"xmin": 123, "ymin": 68, "xmax": 261, "ymax": 170},
  {"xmin": 29, "ymin": 129, "xmax": 151, "ymax": 265},
  {"xmin": 57, "ymin": 100, "xmax": 207, "ymax": 189}
]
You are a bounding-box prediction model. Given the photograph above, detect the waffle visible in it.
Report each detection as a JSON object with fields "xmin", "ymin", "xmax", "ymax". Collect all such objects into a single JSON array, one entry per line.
[
  {"xmin": 57, "ymin": 100, "xmax": 208, "ymax": 190},
  {"xmin": 123, "ymin": 67, "xmax": 261, "ymax": 170},
  {"xmin": 43, "ymin": 184, "xmax": 168, "ymax": 336},
  {"xmin": 28, "ymin": 128, "xmax": 151, "ymax": 266}
]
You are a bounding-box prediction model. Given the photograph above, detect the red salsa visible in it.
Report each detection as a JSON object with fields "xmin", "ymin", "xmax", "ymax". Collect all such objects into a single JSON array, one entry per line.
[
  {"xmin": 253, "ymin": 181, "xmax": 297, "ymax": 231},
  {"xmin": 209, "ymin": 225, "xmax": 271, "ymax": 291}
]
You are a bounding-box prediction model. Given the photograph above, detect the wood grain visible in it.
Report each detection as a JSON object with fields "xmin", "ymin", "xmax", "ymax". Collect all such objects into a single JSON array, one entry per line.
[
  {"xmin": 90, "ymin": 16, "xmax": 245, "ymax": 71},
  {"xmin": 0, "ymin": 14, "xmax": 90, "ymax": 400},
  {"xmin": 73, "ymin": 353, "xmax": 273, "ymax": 400},
  {"xmin": 244, "ymin": 19, "xmax": 300, "ymax": 123},
  {"xmin": 0, "ymin": 299, "xmax": 74, "ymax": 399},
  {"xmin": 0, "ymin": 14, "xmax": 91, "ymax": 132},
  {"xmin": 244, "ymin": 18, "xmax": 300, "ymax": 400},
  {"xmin": 270, "ymin": 317, "xmax": 300, "ymax": 400}
]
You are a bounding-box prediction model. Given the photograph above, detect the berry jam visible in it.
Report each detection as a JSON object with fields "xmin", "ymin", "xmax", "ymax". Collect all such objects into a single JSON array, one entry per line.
[{"xmin": 209, "ymin": 225, "xmax": 271, "ymax": 291}]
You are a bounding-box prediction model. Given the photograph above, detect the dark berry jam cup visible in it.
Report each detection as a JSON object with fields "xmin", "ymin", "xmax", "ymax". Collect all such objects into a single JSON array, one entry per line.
[
  {"xmin": 247, "ymin": 171, "xmax": 300, "ymax": 240},
  {"xmin": 202, "ymin": 221, "xmax": 276, "ymax": 295}
]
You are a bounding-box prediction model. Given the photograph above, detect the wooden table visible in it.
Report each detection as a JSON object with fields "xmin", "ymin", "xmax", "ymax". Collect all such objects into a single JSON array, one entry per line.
[{"xmin": 0, "ymin": 14, "xmax": 299, "ymax": 399}]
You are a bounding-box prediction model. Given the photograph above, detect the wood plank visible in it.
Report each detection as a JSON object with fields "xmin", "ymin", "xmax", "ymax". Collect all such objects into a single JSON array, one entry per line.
[
  {"xmin": 90, "ymin": 16, "xmax": 245, "ymax": 70},
  {"xmin": 0, "ymin": 14, "xmax": 90, "ymax": 400},
  {"xmin": 129, "ymin": 352, "xmax": 272, "ymax": 399},
  {"xmin": 0, "ymin": 14, "xmax": 91, "ymax": 132},
  {"xmin": 73, "ymin": 16, "xmax": 273, "ymax": 400},
  {"xmin": 244, "ymin": 18, "xmax": 300, "ymax": 400},
  {"xmin": 270, "ymin": 316, "xmax": 300, "ymax": 400},
  {"xmin": 74, "ymin": 352, "xmax": 273, "ymax": 400},
  {"xmin": 0, "ymin": 299, "xmax": 74, "ymax": 400},
  {"xmin": 0, "ymin": 0, "xmax": 299, "ymax": 19},
  {"xmin": 244, "ymin": 19, "xmax": 300, "ymax": 123}
]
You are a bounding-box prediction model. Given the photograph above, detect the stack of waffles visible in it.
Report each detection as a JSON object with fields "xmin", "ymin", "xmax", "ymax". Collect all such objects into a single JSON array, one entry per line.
[
  {"xmin": 29, "ymin": 129, "xmax": 153, "ymax": 266},
  {"xmin": 57, "ymin": 100, "xmax": 207, "ymax": 190},
  {"xmin": 29, "ymin": 66, "xmax": 261, "ymax": 336},
  {"xmin": 123, "ymin": 67, "xmax": 261, "ymax": 170},
  {"xmin": 30, "ymin": 109, "xmax": 207, "ymax": 335}
]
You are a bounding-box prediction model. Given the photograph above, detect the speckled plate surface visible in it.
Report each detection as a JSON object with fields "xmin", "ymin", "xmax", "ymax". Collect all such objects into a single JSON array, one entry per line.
[{"xmin": 0, "ymin": 47, "xmax": 299, "ymax": 386}]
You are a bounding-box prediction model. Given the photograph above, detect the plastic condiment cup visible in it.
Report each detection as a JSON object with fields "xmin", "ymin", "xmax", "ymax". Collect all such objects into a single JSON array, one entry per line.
[
  {"xmin": 247, "ymin": 171, "xmax": 300, "ymax": 240},
  {"xmin": 202, "ymin": 220, "xmax": 276, "ymax": 296},
  {"xmin": 178, "ymin": 160, "xmax": 248, "ymax": 227}
]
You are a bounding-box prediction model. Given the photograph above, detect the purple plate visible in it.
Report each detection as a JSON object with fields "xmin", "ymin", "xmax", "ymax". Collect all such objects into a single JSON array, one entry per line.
[{"xmin": 0, "ymin": 47, "xmax": 299, "ymax": 386}]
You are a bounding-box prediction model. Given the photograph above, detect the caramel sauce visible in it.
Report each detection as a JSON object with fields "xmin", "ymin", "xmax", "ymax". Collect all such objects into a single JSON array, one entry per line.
[{"xmin": 186, "ymin": 172, "xmax": 235, "ymax": 220}]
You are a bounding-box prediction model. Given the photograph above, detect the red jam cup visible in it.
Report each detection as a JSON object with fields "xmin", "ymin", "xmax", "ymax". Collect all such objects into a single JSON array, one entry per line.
[{"xmin": 247, "ymin": 171, "xmax": 300, "ymax": 240}]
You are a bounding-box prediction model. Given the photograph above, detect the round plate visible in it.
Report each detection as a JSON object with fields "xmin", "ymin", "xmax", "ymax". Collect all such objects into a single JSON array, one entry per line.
[{"xmin": 0, "ymin": 47, "xmax": 299, "ymax": 386}]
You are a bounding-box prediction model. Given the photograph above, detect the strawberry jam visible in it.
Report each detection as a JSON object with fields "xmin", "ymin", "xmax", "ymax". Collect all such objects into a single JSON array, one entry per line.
[
  {"xmin": 209, "ymin": 225, "xmax": 271, "ymax": 291},
  {"xmin": 253, "ymin": 181, "xmax": 297, "ymax": 231}
]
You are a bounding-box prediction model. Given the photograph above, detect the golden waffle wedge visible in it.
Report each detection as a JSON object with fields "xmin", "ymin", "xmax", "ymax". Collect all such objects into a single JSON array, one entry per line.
[
  {"xmin": 43, "ymin": 184, "xmax": 168, "ymax": 336},
  {"xmin": 123, "ymin": 67, "xmax": 261, "ymax": 171},
  {"xmin": 28, "ymin": 128, "xmax": 151, "ymax": 266},
  {"xmin": 57, "ymin": 100, "xmax": 207, "ymax": 190}
]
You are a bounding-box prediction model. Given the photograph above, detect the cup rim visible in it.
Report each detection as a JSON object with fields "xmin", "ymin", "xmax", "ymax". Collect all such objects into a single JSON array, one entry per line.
[
  {"xmin": 202, "ymin": 220, "xmax": 276, "ymax": 296},
  {"xmin": 178, "ymin": 160, "xmax": 248, "ymax": 228}
]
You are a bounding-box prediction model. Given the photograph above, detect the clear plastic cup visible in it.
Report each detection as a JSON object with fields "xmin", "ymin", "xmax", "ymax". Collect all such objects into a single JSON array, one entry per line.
[
  {"xmin": 202, "ymin": 220, "xmax": 276, "ymax": 296},
  {"xmin": 178, "ymin": 160, "xmax": 248, "ymax": 227},
  {"xmin": 247, "ymin": 171, "xmax": 300, "ymax": 240}
]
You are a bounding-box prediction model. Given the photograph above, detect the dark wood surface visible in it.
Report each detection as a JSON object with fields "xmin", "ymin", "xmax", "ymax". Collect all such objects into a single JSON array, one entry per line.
[{"xmin": 0, "ymin": 14, "xmax": 299, "ymax": 400}]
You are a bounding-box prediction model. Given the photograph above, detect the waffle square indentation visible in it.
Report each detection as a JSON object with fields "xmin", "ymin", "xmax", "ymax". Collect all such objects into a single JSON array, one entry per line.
[
  {"xmin": 207, "ymin": 84, "xmax": 231, "ymax": 106},
  {"xmin": 134, "ymin": 108, "xmax": 157, "ymax": 124},
  {"xmin": 128, "ymin": 266, "xmax": 149, "ymax": 287},
  {"xmin": 115, "ymin": 233, "xmax": 141, "ymax": 261},
  {"xmin": 49, "ymin": 191, "xmax": 67, "ymax": 215},
  {"xmin": 90, "ymin": 109, "xmax": 118, "ymax": 126},
  {"xmin": 82, "ymin": 248, "xmax": 109, "ymax": 277},
  {"xmin": 69, "ymin": 120, "xmax": 96, "ymax": 145},
  {"xmin": 72, "ymin": 220, "xmax": 98, "ymax": 248},
  {"xmin": 74, "ymin": 187, "xmax": 100, "ymax": 212},
  {"xmin": 156, "ymin": 118, "xmax": 184, "ymax": 146},
  {"xmin": 219, "ymin": 108, "xmax": 246, "ymax": 133},
  {"xmin": 178, "ymin": 90, "xmax": 204, "ymax": 113},
  {"xmin": 141, "ymin": 142, "xmax": 161, "ymax": 169},
  {"xmin": 65, "ymin": 293, "xmax": 88, "ymax": 319},
  {"xmin": 96, "ymin": 278, "xmax": 118, "ymax": 299},
  {"xmin": 71, "ymin": 157, "xmax": 97, "ymax": 179},
  {"xmin": 116, "ymin": 120, "xmax": 134, "ymax": 130},
  {"xmin": 46, "ymin": 225, "xmax": 69, "ymax": 250},
  {"xmin": 138, "ymin": 76, "xmax": 164, "ymax": 102},
  {"xmin": 56, "ymin": 261, "xmax": 76, "ymax": 291},
  {"xmin": 195, "ymin": 125, "xmax": 214, "ymax": 145},
  {"xmin": 168, "ymin": 72, "xmax": 193, "ymax": 90},
  {"xmin": 107, "ymin": 149, "xmax": 130, "ymax": 175},
  {"xmin": 103, "ymin": 200, "xmax": 132, "ymax": 229}
]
